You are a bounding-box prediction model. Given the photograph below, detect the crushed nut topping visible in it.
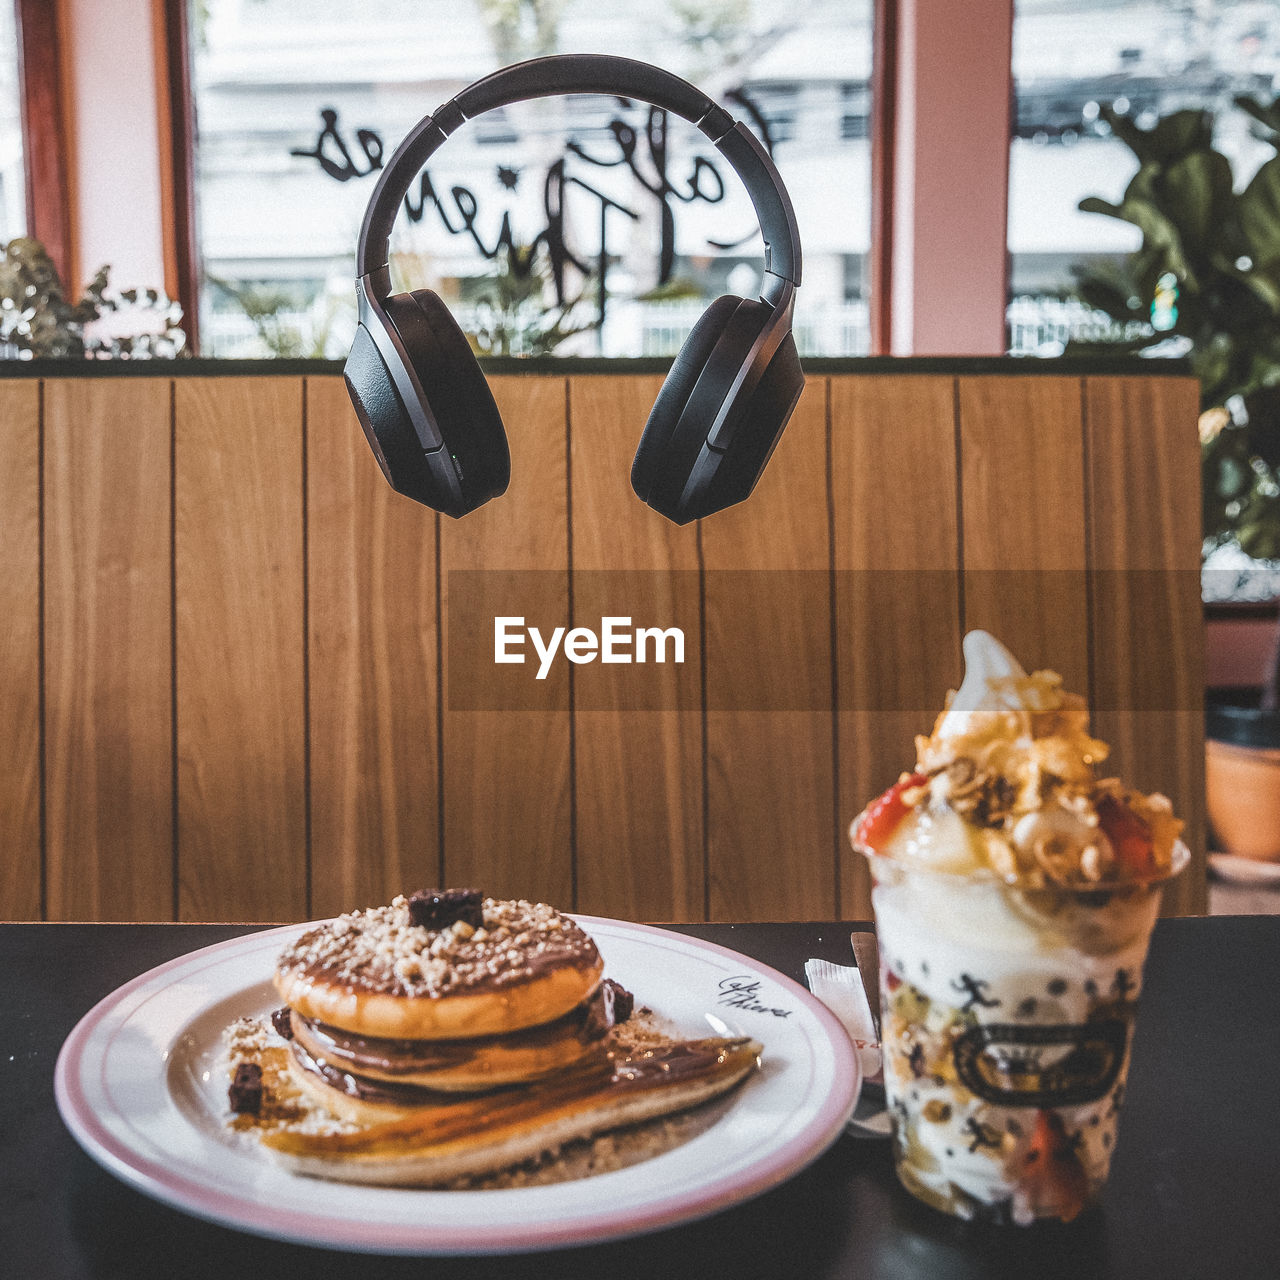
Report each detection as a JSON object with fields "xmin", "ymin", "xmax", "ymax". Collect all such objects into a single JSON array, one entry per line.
[
  {"xmin": 275, "ymin": 896, "xmax": 599, "ymax": 998},
  {"xmin": 877, "ymin": 655, "xmax": 1185, "ymax": 888}
]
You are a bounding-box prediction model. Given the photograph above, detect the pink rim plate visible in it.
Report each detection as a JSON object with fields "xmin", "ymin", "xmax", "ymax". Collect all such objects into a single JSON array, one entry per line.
[{"xmin": 54, "ymin": 917, "xmax": 860, "ymax": 1255}]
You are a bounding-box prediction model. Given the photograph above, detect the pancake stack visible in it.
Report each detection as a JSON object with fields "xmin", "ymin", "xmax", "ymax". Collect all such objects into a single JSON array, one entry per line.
[{"xmin": 254, "ymin": 889, "xmax": 760, "ymax": 1185}]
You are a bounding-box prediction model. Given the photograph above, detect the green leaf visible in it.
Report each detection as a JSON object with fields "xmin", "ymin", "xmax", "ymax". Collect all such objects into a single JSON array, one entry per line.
[
  {"xmin": 1081, "ymin": 170, "xmax": 1192, "ymax": 283},
  {"xmin": 1148, "ymin": 109, "xmax": 1216, "ymax": 162},
  {"xmin": 1213, "ymin": 451, "xmax": 1253, "ymax": 501},
  {"xmin": 1237, "ymin": 500, "xmax": 1280, "ymax": 560},
  {"xmin": 1101, "ymin": 105, "xmax": 1213, "ymax": 164},
  {"xmin": 1078, "ymin": 196, "xmax": 1124, "ymax": 220},
  {"xmin": 1203, "ymin": 460, "xmax": 1234, "ymax": 542},
  {"xmin": 1194, "ymin": 336, "xmax": 1237, "ymax": 407},
  {"xmin": 1237, "ymin": 254, "xmax": 1280, "ymax": 312},
  {"xmin": 1240, "ymin": 156, "xmax": 1280, "ymax": 261},
  {"xmin": 1235, "ymin": 94, "xmax": 1280, "ymax": 140},
  {"xmin": 1245, "ymin": 385, "xmax": 1280, "ymax": 469},
  {"xmin": 1156, "ymin": 150, "xmax": 1236, "ymax": 254}
]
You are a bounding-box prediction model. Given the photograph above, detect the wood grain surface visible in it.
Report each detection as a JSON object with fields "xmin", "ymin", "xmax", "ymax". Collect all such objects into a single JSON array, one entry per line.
[
  {"xmin": 439, "ymin": 376, "xmax": 573, "ymax": 907},
  {"xmin": 0, "ymin": 384, "xmax": 41, "ymax": 921},
  {"xmin": 306, "ymin": 377, "xmax": 440, "ymax": 917},
  {"xmin": 701, "ymin": 379, "xmax": 835, "ymax": 920},
  {"xmin": 174, "ymin": 379, "xmax": 307, "ymax": 921},
  {"xmin": 569, "ymin": 376, "xmax": 704, "ymax": 921},
  {"xmin": 5, "ymin": 371, "xmax": 1207, "ymax": 922},
  {"xmin": 831, "ymin": 375, "xmax": 963, "ymax": 919},
  {"xmin": 958, "ymin": 376, "xmax": 1089, "ymax": 692},
  {"xmin": 1084, "ymin": 376, "xmax": 1206, "ymax": 916},
  {"xmin": 44, "ymin": 380, "xmax": 173, "ymax": 921}
]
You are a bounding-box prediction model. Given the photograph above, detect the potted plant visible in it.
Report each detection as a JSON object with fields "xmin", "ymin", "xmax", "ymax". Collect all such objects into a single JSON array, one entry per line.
[
  {"xmin": 0, "ymin": 237, "xmax": 186, "ymax": 358},
  {"xmin": 1072, "ymin": 96, "xmax": 1280, "ymax": 861}
]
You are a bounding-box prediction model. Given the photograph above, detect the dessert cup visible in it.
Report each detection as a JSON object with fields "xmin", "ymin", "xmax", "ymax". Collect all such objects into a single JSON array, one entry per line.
[{"xmin": 856, "ymin": 838, "xmax": 1188, "ymax": 1225}]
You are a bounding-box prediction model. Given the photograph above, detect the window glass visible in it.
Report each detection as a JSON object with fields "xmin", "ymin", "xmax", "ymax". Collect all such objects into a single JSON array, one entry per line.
[
  {"xmin": 1007, "ymin": 0, "xmax": 1280, "ymax": 355},
  {"xmin": 0, "ymin": 1, "xmax": 25, "ymax": 241},
  {"xmin": 189, "ymin": 0, "xmax": 872, "ymax": 358}
]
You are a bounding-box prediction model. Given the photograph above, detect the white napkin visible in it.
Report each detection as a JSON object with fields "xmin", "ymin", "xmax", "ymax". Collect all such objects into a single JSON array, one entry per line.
[{"xmin": 804, "ymin": 958, "xmax": 883, "ymax": 1080}]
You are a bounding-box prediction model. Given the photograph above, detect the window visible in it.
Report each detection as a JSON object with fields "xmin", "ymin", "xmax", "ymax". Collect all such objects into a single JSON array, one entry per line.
[
  {"xmin": 187, "ymin": 0, "xmax": 873, "ymax": 358},
  {"xmin": 0, "ymin": 0, "xmax": 25, "ymax": 241},
  {"xmin": 1007, "ymin": 0, "xmax": 1280, "ymax": 356}
]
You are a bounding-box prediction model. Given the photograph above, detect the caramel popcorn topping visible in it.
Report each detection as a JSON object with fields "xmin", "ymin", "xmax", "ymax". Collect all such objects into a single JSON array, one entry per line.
[{"xmin": 856, "ymin": 634, "xmax": 1185, "ymax": 888}]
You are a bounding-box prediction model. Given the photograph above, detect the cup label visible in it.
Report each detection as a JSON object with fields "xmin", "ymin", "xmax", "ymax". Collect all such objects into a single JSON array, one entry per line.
[{"xmin": 952, "ymin": 1017, "xmax": 1130, "ymax": 1107}]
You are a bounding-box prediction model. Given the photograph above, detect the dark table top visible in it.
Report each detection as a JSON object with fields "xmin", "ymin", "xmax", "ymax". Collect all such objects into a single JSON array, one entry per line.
[{"xmin": 4, "ymin": 917, "xmax": 1277, "ymax": 1280}]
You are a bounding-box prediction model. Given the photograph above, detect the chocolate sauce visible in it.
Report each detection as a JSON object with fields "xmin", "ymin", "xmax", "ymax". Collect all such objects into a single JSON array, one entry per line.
[
  {"xmin": 600, "ymin": 979, "xmax": 635, "ymax": 1026},
  {"xmin": 293, "ymin": 982, "xmax": 620, "ymax": 1077},
  {"xmin": 408, "ymin": 888, "xmax": 484, "ymax": 930},
  {"xmin": 289, "ymin": 1040, "xmax": 482, "ymax": 1106},
  {"xmin": 289, "ymin": 1035, "xmax": 754, "ymax": 1108},
  {"xmin": 610, "ymin": 1040, "xmax": 741, "ymax": 1089},
  {"xmin": 228, "ymin": 1062, "xmax": 264, "ymax": 1114}
]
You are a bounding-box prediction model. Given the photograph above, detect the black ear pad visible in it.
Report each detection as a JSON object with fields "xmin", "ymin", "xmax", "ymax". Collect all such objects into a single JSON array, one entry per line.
[
  {"xmin": 632, "ymin": 294, "xmax": 740, "ymax": 503},
  {"xmin": 345, "ymin": 320, "xmax": 442, "ymax": 507},
  {"xmin": 638, "ymin": 295, "xmax": 800, "ymax": 522},
  {"xmin": 694, "ymin": 328, "xmax": 804, "ymax": 517},
  {"xmin": 384, "ymin": 290, "xmax": 510, "ymax": 512}
]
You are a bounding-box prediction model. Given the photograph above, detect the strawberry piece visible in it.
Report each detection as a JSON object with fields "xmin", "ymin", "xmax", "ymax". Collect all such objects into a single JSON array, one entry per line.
[
  {"xmin": 855, "ymin": 773, "xmax": 927, "ymax": 851},
  {"xmin": 1096, "ymin": 793, "xmax": 1156, "ymax": 880},
  {"xmin": 1023, "ymin": 1109, "xmax": 1089, "ymax": 1222}
]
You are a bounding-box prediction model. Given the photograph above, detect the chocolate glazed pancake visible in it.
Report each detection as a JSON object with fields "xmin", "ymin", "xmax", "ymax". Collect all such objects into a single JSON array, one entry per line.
[
  {"xmin": 288, "ymin": 979, "xmax": 631, "ymax": 1094},
  {"xmin": 274, "ymin": 892, "xmax": 605, "ymax": 1041},
  {"xmin": 231, "ymin": 890, "xmax": 765, "ymax": 1188},
  {"xmin": 264, "ymin": 1037, "xmax": 764, "ymax": 1185}
]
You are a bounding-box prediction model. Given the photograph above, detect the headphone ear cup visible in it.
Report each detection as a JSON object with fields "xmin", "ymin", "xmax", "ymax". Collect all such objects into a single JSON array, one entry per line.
[
  {"xmin": 697, "ymin": 326, "xmax": 804, "ymax": 515},
  {"xmin": 344, "ymin": 320, "xmax": 441, "ymax": 507},
  {"xmin": 632, "ymin": 294, "xmax": 741, "ymax": 504},
  {"xmin": 384, "ymin": 290, "xmax": 510, "ymax": 512}
]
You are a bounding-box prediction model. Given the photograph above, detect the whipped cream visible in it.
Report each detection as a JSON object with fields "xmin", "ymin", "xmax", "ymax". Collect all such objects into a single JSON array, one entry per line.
[
  {"xmin": 858, "ymin": 631, "xmax": 1182, "ymax": 888},
  {"xmin": 934, "ymin": 631, "xmax": 1028, "ymax": 739}
]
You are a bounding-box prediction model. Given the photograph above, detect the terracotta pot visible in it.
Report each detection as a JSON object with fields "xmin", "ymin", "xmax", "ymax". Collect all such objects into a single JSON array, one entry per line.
[{"xmin": 1206, "ymin": 691, "xmax": 1280, "ymax": 862}]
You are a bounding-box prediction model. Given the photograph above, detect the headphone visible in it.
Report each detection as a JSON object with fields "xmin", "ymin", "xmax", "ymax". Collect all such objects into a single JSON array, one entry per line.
[{"xmin": 345, "ymin": 54, "xmax": 804, "ymax": 525}]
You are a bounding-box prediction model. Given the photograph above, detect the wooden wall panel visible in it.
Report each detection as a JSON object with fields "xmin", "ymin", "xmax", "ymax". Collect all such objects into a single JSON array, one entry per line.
[
  {"xmin": 832, "ymin": 376, "xmax": 963, "ymax": 920},
  {"xmin": 0, "ymin": 384, "xmax": 41, "ymax": 921},
  {"xmin": 958, "ymin": 376, "xmax": 1089, "ymax": 692},
  {"xmin": 4, "ymin": 370, "xmax": 1206, "ymax": 922},
  {"xmin": 1085, "ymin": 377, "xmax": 1206, "ymax": 916},
  {"xmin": 44, "ymin": 380, "xmax": 173, "ymax": 921},
  {"xmin": 175, "ymin": 379, "xmax": 306, "ymax": 922},
  {"xmin": 306, "ymin": 377, "xmax": 439, "ymax": 917},
  {"xmin": 569, "ymin": 376, "xmax": 704, "ymax": 921},
  {"xmin": 440, "ymin": 376, "xmax": 572, "ymax": 906},
  {"xmin": 701, "ymin": 379, "xmax": 834, "ymax": 920}
]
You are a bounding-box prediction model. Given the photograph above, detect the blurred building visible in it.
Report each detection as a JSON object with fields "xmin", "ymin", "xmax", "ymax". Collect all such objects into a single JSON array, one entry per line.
[{"xmin": 190, "ymin": 0, "xmax": 873, "ymax": 357}]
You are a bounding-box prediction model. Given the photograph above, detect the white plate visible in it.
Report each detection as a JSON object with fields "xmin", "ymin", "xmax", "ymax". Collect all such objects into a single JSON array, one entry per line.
[
  {"xmin": 1209, "ymin": 852, "xmax": 1280, "ymax": 885},
  {"xmin": 55, "ymin": 917, "xmax": 858, "ymax": 1255}
]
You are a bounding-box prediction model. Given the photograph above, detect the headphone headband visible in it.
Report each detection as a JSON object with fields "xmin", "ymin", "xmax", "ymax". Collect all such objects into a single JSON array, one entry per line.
[{"xmin": 356, "ymin": 53, "xmax": 802, "ymax": 295}]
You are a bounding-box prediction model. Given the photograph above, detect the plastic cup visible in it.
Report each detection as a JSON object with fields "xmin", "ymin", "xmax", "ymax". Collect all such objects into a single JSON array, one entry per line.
[{"xmin": 856, "ymin": 840, "xmax": 1188, "ymax": 1225}]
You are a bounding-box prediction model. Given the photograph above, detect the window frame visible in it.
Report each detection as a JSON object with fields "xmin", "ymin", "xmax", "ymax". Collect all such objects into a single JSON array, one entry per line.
[
  {"xmin": 157, "ymin": 0, "xmax": 200, "ymax": 352},
  {"xmin": 165, "ymin": 0, "xmax": 891, "ymax": 360},
  {"xmin": 14, "ymin": 0, "xmax": 74, "ymax": 282}
]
